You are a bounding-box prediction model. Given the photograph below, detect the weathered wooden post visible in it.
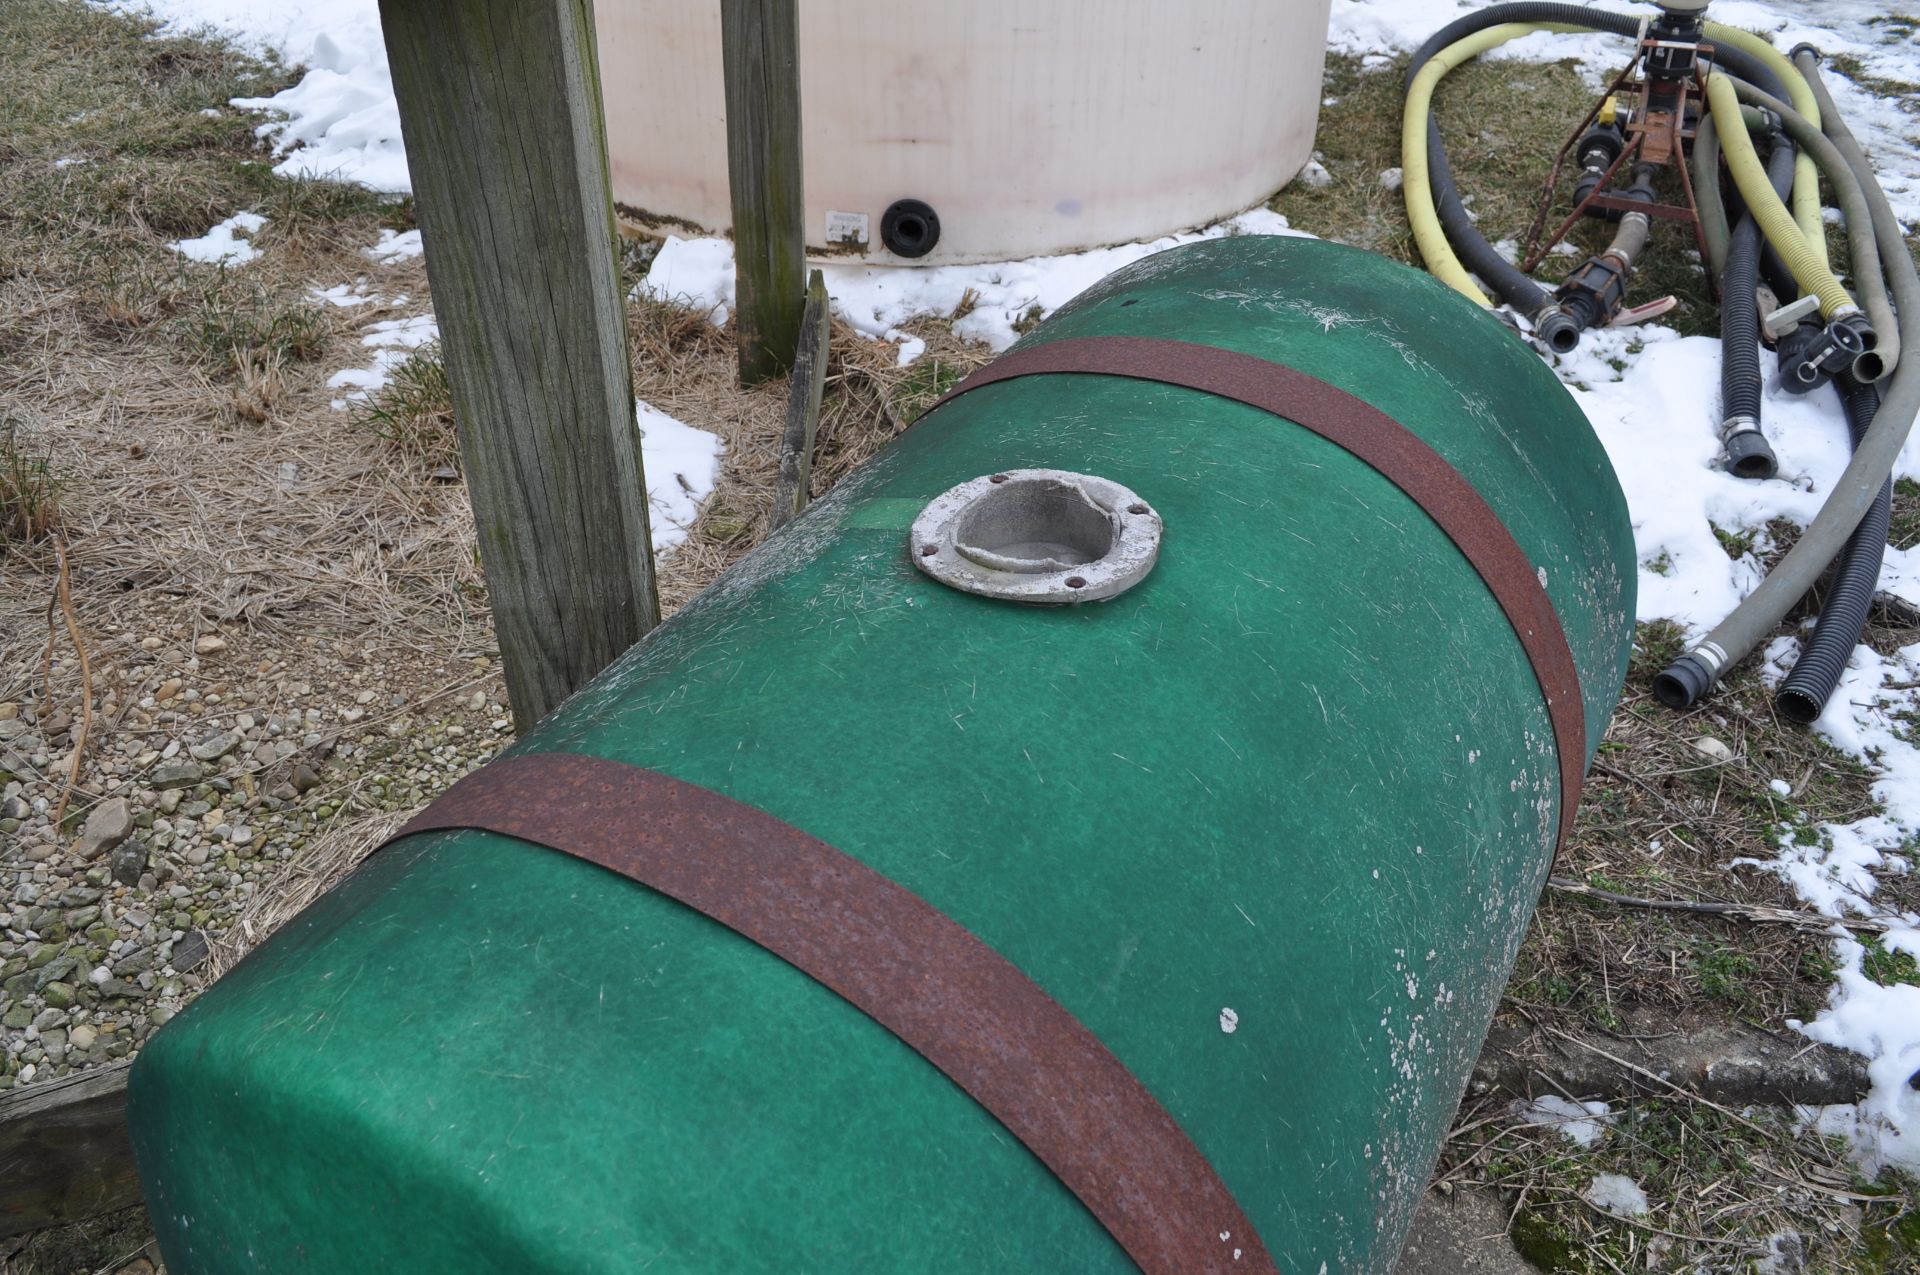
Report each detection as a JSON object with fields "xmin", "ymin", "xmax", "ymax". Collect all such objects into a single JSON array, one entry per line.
[
  {"xmin": 721, "ymin": 0, "xmax": 806, "ymax": 385},
  {"xmin": 378, "ymin": 0, "xmax": 660, "ymax": 729},
  {"xmin": 770, "ymin": 269, "xmax": 829, "ymax": 529}
]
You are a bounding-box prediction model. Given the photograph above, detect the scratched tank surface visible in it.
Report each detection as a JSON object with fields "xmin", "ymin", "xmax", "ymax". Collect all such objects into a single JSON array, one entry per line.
[{"xmin": 129, "ymin": 236, "xmax": 1634, "ymax": 1273}]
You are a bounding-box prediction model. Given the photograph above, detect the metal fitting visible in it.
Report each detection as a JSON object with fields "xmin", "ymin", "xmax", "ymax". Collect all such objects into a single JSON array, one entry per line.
[
  {"xmin": 1719, "ymin": 417, "xmax": 1778, "ymax": 481},
  {"xmin": 1778, "ymin": 316, "xmax": 1870, "ymax": 393}
]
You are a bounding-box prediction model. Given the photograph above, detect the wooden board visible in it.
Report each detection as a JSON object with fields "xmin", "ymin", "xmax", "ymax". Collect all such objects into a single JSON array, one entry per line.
[
  {"xmin": 0, "ymin": 1062, "xmax": 136, "ymax": 1239},
  {"xmin": 721, "ymin": 0, "xmax": 806, "ymax": 385},
  {"xmin": 771, "ymin": 270, "xmax": 830, "ymax": 529},
  {"xmin": 378, "ymin": 0, "xmax": 660, "ymax": 728}
]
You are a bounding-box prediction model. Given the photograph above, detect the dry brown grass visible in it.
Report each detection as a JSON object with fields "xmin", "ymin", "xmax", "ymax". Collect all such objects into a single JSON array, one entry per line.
[{"xmin": 206, "ymin": 307, "xmax": 983, "ymax": 977}]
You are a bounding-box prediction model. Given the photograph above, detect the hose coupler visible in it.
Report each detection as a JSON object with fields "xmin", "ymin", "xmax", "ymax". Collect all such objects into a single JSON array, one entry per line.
[
  {"xmin": 1720, "ymin": 416, "xmax": 1778, "ymax": 481},
  {"xmin": 1534, "ymin": 305, "xmax": 1584, "ymax": 355},
  {"xmin": 1548, "ymin": 252, "xmax": 1631, "ymax": 344},
  {"xmin": 1653, "ymin": 641, "xmax": 1727, "ymax": 710},
  {"xmin": 1778, "ymin": 316, "xmax": 1870, "ymax": 394}
]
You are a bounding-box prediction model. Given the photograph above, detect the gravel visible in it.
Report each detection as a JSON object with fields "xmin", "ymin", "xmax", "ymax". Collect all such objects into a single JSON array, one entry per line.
[{"xmin": 0, "ymin": 630, "xmax": 508, "ymax": 1091}]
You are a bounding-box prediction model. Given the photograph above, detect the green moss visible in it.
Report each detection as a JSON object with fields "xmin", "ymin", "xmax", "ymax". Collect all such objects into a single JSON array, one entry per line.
[
  {"xmin": 1510, "ymin": 1211, "xmax": 1578, "ymax": 1270},
  {"xmin": 1858, "ymin": 1171, "xmax": 1920, "ymax": 1270},
  {"xmin": 1691, "ymin": 941, "xmax": 1762, "ymax": 1013},
  {"xmin": 1860, "ymin": 939, "xmax": 1920, "ymax": 989}
]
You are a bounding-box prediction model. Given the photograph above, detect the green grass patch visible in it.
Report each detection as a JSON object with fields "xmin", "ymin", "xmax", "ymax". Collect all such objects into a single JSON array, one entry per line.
[
  {"xmin": 352, "ymin": 346, "xmax": 459, "ymax": 472},
  {"xmin": 0, "ymin": 418, "xmax": 63, "ymax": 549},
  {"xmin": 1890, "ymin": 479, "xmax": 1920, "ymax": 551},
  {"xmin": 897, "ymin": 355, "xmax": 969, "ymax": 424},
  {"xmin": 180, "ymin": 273, "xmax": 329, "ymax": 375}
]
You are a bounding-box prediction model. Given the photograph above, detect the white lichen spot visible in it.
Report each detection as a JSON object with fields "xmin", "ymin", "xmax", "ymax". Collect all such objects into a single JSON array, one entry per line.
[{"xmin": 1219, "ymin": 1007, "xmax": 1239, "ymax": 1034}]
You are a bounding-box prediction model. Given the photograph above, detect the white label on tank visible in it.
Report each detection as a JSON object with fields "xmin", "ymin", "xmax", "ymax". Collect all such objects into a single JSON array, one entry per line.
[{"xmin": 825, "ymin": 210, "xmax": 870, "ymax": 245}]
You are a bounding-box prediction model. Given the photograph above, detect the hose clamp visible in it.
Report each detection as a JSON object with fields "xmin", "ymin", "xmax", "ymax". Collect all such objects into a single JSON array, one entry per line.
[
  {"xmin": 1720, "ymin": 414, "xmax": 1761, "ymax": 440},
  {"xmin": 1688, "ymin": 642, "xmax": 1728, "ymax": 677}
]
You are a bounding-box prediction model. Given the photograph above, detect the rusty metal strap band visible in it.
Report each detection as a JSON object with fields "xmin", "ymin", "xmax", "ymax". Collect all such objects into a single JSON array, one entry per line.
[
  {"xmin": 390, "ymin": 752, "xmax": 1274, "ymax": 1274},
  {"xmin": 928, "ymin": 334, "xmax": 1588, "ymax": 845}
]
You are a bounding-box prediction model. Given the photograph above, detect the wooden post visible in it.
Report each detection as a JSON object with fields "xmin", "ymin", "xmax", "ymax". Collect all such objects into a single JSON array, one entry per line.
[
  {"xmin": 0, "ymin": 1062, "xmax": 136, "ymax": 1239},
  {"xmin": 721, "ymin": 0, "xmax": 806, "ymax": 386},
  {"xmin": 770, "ymin": 270, "xmax": 829, "ymax": 530},
  {"xmin": 379, "ymin": 0, "xmax": 659, "ymax": 729}
]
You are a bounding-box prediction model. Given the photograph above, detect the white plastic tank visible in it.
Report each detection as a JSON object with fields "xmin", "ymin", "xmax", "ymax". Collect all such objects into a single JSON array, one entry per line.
[{"xmin": 594, "ymin": 2, "xmax": 1333, "ymax": 266}]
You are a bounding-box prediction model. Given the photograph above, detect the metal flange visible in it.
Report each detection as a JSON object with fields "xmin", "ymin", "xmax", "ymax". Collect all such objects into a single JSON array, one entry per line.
[{"xmin": 909, "ymin": 469, "xmax": 1162, "ymax": 604}]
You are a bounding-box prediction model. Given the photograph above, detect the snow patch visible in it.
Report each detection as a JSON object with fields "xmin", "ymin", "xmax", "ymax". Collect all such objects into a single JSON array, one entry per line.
[
  {"xmin": 635, "ymin": 400, "xmax": 725, "ymax": 555},
  {"xmin": 309, "ymin": 281, "xmax": 383, "ymax": 308},
  {"xmin": 1582, "ymin": 1173, "xmax": 1650, "ymax": 1218},
  {"xmin": 640, "ymin": 208, "xmax": 1303, "ymax": 362},
  {"xmin": 365, "ymin": 228, "xmax": 422, "ymax": 264},
  {"xmin": 326, "ymin": 313, "xmax": 438, "ymax": 406},
  {"xmin": 1510, "ymin": 1095, "xmax": 1613, "ymax": 1148},
  {"xmin": 169, "ymin": 211, "xmax": 266, "ymax": 266}
]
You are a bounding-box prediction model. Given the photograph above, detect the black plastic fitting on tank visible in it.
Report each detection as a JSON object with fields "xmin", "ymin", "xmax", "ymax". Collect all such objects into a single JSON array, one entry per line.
[
  {"xmin": 1653, "ymin": 649, "xmax": 1719, "ymax": 709},
  {"xmin": 1778, "ymin": 316, "xmax": 1869, "ymax": 393},
  {"xmin": 880, "ymin": 199, "xmax": 941, "ymax": 259}
]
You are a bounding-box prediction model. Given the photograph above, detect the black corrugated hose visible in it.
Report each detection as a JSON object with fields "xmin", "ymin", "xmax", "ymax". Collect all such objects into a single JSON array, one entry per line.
[
  {"xmin": 1719, "ymin": 131, "xmax": 1797, "ymax": 479},
  {"xmin": 1776, "ymin": 377, "xmax": 1891, "ymax": 723}
]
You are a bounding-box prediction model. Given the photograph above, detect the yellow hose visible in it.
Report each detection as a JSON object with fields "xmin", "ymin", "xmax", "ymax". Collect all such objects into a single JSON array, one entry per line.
[
  {"xmin": 1702, "ymin": 71, "xmax": 1857, "ymax": 319},
  {"xmin": 1402, "ymin": 23, "xmax": 1584, "ymax": 307},
  {"xmin": 1704, "ymin": 22, "xmax": 1830, "ymax": 271}
]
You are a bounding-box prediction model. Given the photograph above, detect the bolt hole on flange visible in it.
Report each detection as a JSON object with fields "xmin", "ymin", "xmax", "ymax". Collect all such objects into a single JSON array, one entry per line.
[{"xmin": 909, "ymin": 469, "xmax": 1162, "ymax": 605}]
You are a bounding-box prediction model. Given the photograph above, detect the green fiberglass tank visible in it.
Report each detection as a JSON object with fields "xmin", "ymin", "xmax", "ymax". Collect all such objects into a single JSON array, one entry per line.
[{"xmin": 128, "ymin": 236, "xmax": 1634, "ymax": 1274}]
